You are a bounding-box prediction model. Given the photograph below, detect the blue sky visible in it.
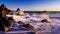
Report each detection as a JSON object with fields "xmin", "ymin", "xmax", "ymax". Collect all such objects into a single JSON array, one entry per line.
[{"xmin": 0, "ymin": 0, "xmax": 60, "ymax": 11}]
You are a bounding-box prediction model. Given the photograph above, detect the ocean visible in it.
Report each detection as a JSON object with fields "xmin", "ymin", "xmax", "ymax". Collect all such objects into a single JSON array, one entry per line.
[
  {"xmin": 24, "ymin": 11, "xmax": 60, "ymax": 19},
  {"xmin": 1, "ymin": 11, "xmax": 60, "ymax": 34}
]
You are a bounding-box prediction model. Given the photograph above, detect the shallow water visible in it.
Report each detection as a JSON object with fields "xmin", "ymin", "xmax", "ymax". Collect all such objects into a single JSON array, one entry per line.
[{"xmin": 2, "ymin": 13, "xmax": 60, "ymax": 34}]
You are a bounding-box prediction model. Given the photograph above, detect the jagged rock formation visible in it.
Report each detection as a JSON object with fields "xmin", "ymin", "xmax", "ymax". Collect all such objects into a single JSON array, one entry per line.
[
  {"xmin": 0, "ymin": 4, "xmax": 24, "ymax": 32},
  {"xmin": 0, "ymin": 4, "xmax": 13, "ymax": 32},
  {"xmin": 17, "ymin": 8, "xmax": 20, "ymax": 11},
  {"xmin": 0, "ymin": 4, "xmax": 13, "ymax": 18},
  {"xmin": 17, "ymin": 8, "xmax": 24, "ymax": 15},
  {"xmin": 0, "ymin": 4, "xmax": 6, "ymax": 9}
]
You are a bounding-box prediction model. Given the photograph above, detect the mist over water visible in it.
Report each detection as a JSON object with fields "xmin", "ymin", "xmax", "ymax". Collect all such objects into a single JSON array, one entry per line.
[{"xmin": 6, "ymin": 12, "xmax": 60, "ymax": 34}]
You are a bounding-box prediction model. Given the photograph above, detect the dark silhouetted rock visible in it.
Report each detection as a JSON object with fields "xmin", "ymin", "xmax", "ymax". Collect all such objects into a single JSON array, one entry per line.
[
  {"xmin": 25, "ymin": 16, "xmax": 29, "ymax": 19},
  {"xmin": 0, "ymin": 4, "xmax": 13, "ymax": 32},
  {"xmin": 0, "ymin": 7, "xmax": 2, "ymax": 18},
  {"xmin": 22, "ymin": 24, "xmax": 34, "ymax": 30},
  {"xmin": 2, "ymin": 9, "xmax": 7, "ymax": 18},
  {"xmin": 16, "ymin": 8, "xmax": 24, "ymax": 15},
  {"xmin": 17, "ymin": 8, "xmax": 20, "ymax": 11},
  {"xmin": 2, "ymin": 18, "xmax": 12, "ymax": 32},
  {"xmin": 43, "ymin": 10, "xmax": 47, "ymax": 13},
  {"xmin": 7, "ymin": 9, "xmax": 14, "ymax": 15},
  {"xmin": 8, "ymin": 17, "xmax": 13, "ymax": 20},
  {"xmin": 0, "ymin": 20, "xmax": 5, "ymax": 31},
  {"xmin": 0, "ymin": 4, "xmax": 6, "ymax": 9},
  {"xmin": 18, "ymin": 21, "xmax": 25, "ymax": 25},
  {"xmin": 41, "ymin": 19, "xmax": 50, "ymax": 23},
  {"xmin": 0, "ymin": 4, "xmax": 7, "ymax": 18}
]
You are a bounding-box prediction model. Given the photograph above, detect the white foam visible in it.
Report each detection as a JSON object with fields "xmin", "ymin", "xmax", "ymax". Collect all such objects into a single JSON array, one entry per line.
[{"xmin": 6, "ymin": 13, "xmax": 60, "ymax": 33}]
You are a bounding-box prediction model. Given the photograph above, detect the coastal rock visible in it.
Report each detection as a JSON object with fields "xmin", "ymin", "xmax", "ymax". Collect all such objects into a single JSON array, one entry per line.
[
  {"xmin": 0, "ymin": 4, "xmax": 13, "ymax": 32},
  {"xmin": 25, "ymin": 16, "xmax": 29, "ymax": 19},
  {"xmin": 17, "ymin": 8, "xmax": 24, "ymax": 15},
  {"xmin": 41, "ymin": 19, "xmax": 51, "ymax": 23},
  {"xmin": 18, "ymin": 21, "xmax": 25, "ymax": 25},
  {"xmin": 26, "ymin": 32, "xmax": 35, "ymax": 34},
  {"xmin": 0, "ymin": 4, "xmax": 6, "ymax": 9},
  {"xmin": 2, "ymin": 18, "xmax": 12, "ymax": 31},
  {"xmin": 22, "ymin": 24, "xmax": 34, "ymax": 30}
]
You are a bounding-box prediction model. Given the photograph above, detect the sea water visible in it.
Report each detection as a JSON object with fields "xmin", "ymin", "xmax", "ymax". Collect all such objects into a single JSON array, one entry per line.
[{"xmin": 5, "ymin": 12, "xmax": 60, "ymax": 34}]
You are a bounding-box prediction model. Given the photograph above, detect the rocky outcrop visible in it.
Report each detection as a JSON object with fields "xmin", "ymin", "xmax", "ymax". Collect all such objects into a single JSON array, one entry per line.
[
  {"xmin": 22, "ymin": 24, "xmax": 34, "ymax": 30},
  {"xmin": 17, "ymin": 8, "xmax": 24, "ymax": 15},
  {"xmin": 41, "ymin": 19, "xmax": 51, "ymax": 23},
  {"xmin": 0, "ymin": 4, "xmax": 13, "ymax": 32}
]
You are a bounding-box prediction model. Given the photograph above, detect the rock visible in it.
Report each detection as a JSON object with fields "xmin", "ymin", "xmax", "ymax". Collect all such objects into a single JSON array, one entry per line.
[
  {"xmin": 0, "ymin": 21, "xmax": 12, "ymax": 32},
  {"xmin": 6, "ymin": 9, "xmax": 14, "ymax": 15},
  {"xmin": 25, "ymin": 16, "xmax": 29, "ymax": 19},
  {"xmin": 0, "ymin": 21, "xmax": 4, "ymax": 31},
  {"xmin": 0, "ymin": 7, "xmax": 2, "ymax": 18},
  {"xmin": 0, "ymin": 18, "xmax": 13, "ymax": 32},
  {"xmin": 0, "ymin": 4, "xmax": 13, "ymax": 32},
  {"xmin": 41, "ymin": 19, "xmax": 51, "ymax": 23},
  {"xmin": 16, "ymin": 8, "xmax": 24, "ymax": 15},
  {"xmin": 43, "ymin": 10, "xmax": 47, "ymax": 13},
  {"xmin": 22, "ymin": 24, "xmax": 34, "ymax": 30},
  {"xmin": 18, "ymin": 21, "xmax": 25, "ymax": 25},
  {"xmin": 2, "ymin": 9, "xmax": 7, "ymax": 18},
  {"xmin": 17, "ymin": 8, "xmax": 20, "ymax": 11},
  {"xmin": 0, "ymin": 4, "xmax": 6, "ymax": 9},
  {"xmin": 3, "ymin": 26, "xmax": 9, "ymax": 32},
  {"xmin": 2, "ymin": 18, "xmax": 11, "ymax": 27},
  {"xmin": 0, "ymin": 4, "xmax": 7, "ymax": 18}
]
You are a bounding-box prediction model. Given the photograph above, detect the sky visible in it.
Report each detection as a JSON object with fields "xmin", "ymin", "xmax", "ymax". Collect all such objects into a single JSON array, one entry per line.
[{"xmin": 0, "ymin": 0, "xmax": 60, "ymax": 11}]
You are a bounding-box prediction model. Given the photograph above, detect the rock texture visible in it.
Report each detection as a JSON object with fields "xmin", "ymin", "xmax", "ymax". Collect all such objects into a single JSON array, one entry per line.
[
  {"xmin": 17, "ymin": 8, "xmax": 24, "ymax": 15},
  {"xmin": 0, "ymin": 4, "xmax": 13, "ymax": 32}
]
